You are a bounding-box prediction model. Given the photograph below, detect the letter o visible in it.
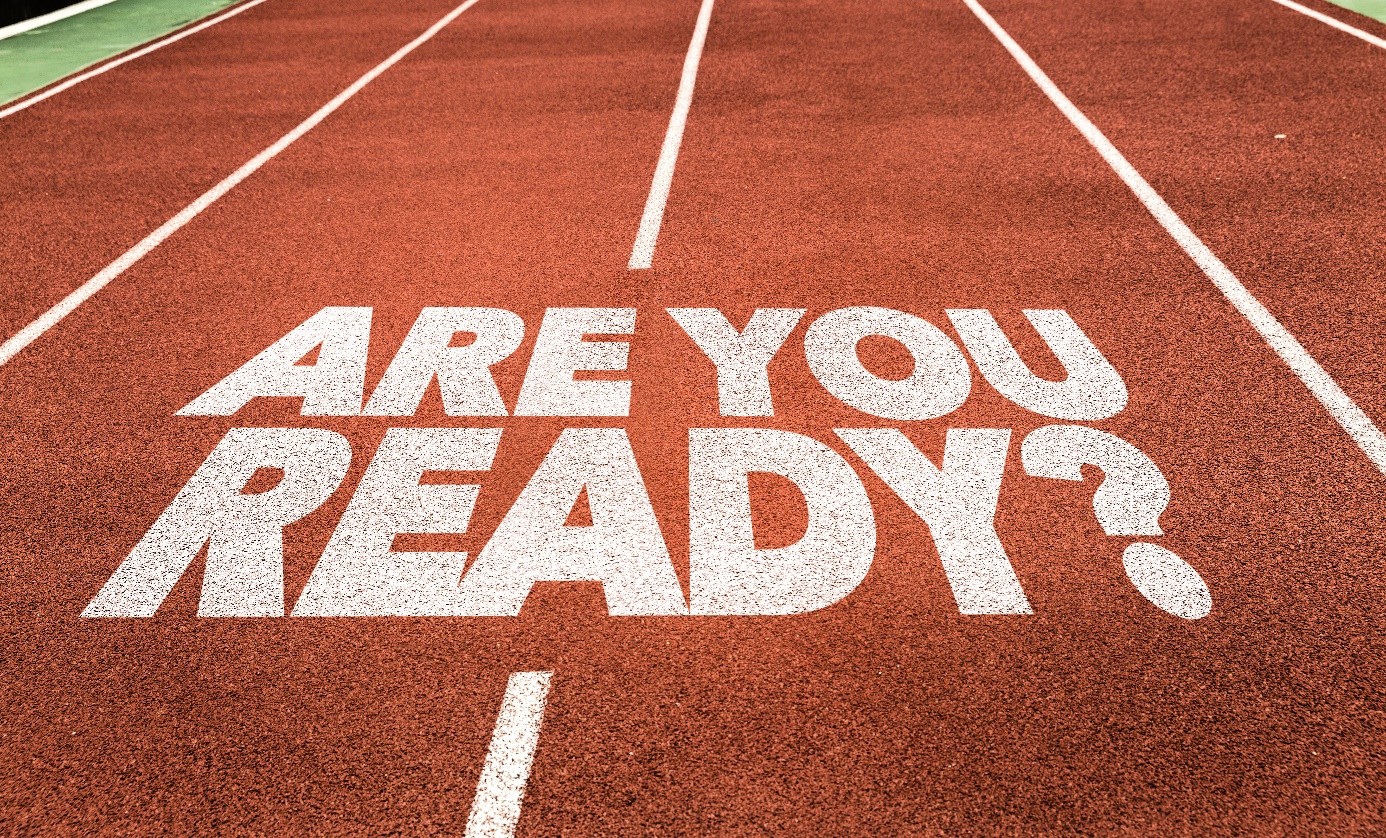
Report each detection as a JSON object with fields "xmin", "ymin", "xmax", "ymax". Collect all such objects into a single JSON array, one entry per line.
[{"xmin": 804, "ymin": 307, "xmax": 971, "ymax": 420}]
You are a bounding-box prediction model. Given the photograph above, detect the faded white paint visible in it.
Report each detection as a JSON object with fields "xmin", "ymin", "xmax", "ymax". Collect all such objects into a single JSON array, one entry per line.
[
  {"xmin": 669, "ymin": 307, "xmax": 804, "ymax": 416},
  {"xmin": 84, "ymin": 427, "xmax": 351, "ymax": 618},
  {"xmin": 689, "ymin": 428, "xmax": 874, "ymax": 615},
  {"xmin": 804, "ymin": 307, "xmax": 971, "ymax": 421},
  {"xmin": 947, "ymin": 309, "xmax": 1127, "ymax": 420},
  {"xmin": 837, "ymin": 427, "xmax": 1032, "ymax": 615}
]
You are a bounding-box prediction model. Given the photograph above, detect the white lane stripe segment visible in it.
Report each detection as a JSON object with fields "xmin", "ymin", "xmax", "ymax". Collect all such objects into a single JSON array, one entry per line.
[
  {"xmin": 1268, "ymin": 0, "xmax": 1386, "ymax": 49},
  {"xmin": 0, "ymin": 0, "xmax": 484, "ymax": 368},
  {"xmin": 628, "ymin": 0, "xmax": 717, "ymax": 270},
  {"xmin": 464, "ymin": 671, "xmax": 554, "ymax": 838},
  {"xmin": 0, "ymin": 0, "xmax": 119, "ymax": 41},
  {"xmin": 0, "ymin": 0, "xmax": 272, "ymax": 120},
  {"xmin": 963, "ymin": 0, "xmax": 1386, "ymax": 479}
]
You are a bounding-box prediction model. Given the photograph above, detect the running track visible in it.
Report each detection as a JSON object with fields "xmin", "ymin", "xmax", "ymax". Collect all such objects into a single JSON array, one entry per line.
[{"xmin": 1, "ymin": 0, "xmax": 1383, "ymax": 833}]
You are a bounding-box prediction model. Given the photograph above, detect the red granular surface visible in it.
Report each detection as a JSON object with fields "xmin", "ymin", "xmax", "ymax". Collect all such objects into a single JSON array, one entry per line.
[{"xmin": 0, "ymin": 0, "xmax": 1381, "ymax": 833}]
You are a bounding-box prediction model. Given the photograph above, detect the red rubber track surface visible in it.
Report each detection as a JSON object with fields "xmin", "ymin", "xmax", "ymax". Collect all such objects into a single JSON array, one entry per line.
[
  {"xmin": 989, "ymin": 0, "xmax": 1386, "ymax": 425},
  {"xmin": 0, "ymin": 0, "xmax": 478, "ymax": 338},
  {"xmin": 0, "ymin": 0, "xmax": 1382, "ymax": 833}
]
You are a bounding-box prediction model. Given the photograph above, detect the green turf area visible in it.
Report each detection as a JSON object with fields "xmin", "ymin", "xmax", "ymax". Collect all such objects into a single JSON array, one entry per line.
[
  {"xmin": 1327, "ymin": 0, "xmax": 1386, "ymax": 23},
  {"xmin": 0, "ymin": 0, "xmax": 240, "ymax": 105}
]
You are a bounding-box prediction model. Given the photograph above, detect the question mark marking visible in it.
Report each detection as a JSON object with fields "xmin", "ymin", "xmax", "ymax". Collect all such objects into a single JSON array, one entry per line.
[
  {"xmin": 1021, "ymin": 425, "xmax": 1211, "ymax": 620},
  {"xmin": 1122, "ymin": 543, "xmax": 1212, "ymax": 620}
]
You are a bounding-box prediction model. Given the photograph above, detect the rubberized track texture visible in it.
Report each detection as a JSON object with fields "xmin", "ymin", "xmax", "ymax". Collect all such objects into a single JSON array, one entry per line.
[{"xmin": 0, "ymin": 0, "xmax": 1382, "ymax": 834}]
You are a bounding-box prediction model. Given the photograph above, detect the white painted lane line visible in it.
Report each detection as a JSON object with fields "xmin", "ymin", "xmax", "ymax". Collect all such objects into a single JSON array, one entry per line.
[
  {"xmin": 628, "ymin": 0, "xmax": 717, "ymax": 270},
  {"xmin": 0, "ymin": 0, "xmax": 119, "ymax": 41},
  {"xmin": 1268, "ymin": 0, "xmax": 1386, "ymax": 50},
  {"xmin": 963, "ymin": 0, "xmax": 1386, "ymax": 479},
  {"xmin": 464, "ymin": 671, "xmax": 554, "ymax": 838},
  {"xmin": 0, "ymin": 0, "xmax": 273, "ymax": 120},
  {"xmin": 0, "ymin": 0, "xmax": 484, "ymax": 368}
]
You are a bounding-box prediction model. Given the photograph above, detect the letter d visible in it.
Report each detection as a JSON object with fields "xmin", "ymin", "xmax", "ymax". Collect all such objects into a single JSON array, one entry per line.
[{"xmin": 689, "ymin": 429, "xmax": 875, "ymax": 615}]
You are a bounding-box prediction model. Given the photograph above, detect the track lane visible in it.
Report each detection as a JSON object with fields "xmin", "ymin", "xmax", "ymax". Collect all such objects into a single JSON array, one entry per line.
[
  {"xmin": 0, "ymin": 0, "xmax": 493, "ymax": 367},
  {"xmin": 0, "ymin": 0, "xmax": 701, "ymax": 831},
  {"xmin": 629, "ymin": 0, "xmax": 1383, "ymax": 830},
  {"xmin": 970, "ymin": 0, "xmax": 1386, "ymax": 428},
  {"xmin": 0, "ymin": 0, "xmax": 475, "ymax": 339}
]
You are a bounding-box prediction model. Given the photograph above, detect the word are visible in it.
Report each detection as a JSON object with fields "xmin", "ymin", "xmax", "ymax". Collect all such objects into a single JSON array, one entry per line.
[{"xmin": 176, "ymin": 306, "xmax": 1130, "ymax": 421}]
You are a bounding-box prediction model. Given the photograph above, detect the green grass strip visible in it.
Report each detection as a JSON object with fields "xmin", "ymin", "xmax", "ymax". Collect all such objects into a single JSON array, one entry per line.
[
  {"xmin": 0, "ymin": 0, "xmax": 242, "ymax": 106},
  {"xmin": 1326, "ymin": 0, "xmax": 1386, "ymax": 24}
]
